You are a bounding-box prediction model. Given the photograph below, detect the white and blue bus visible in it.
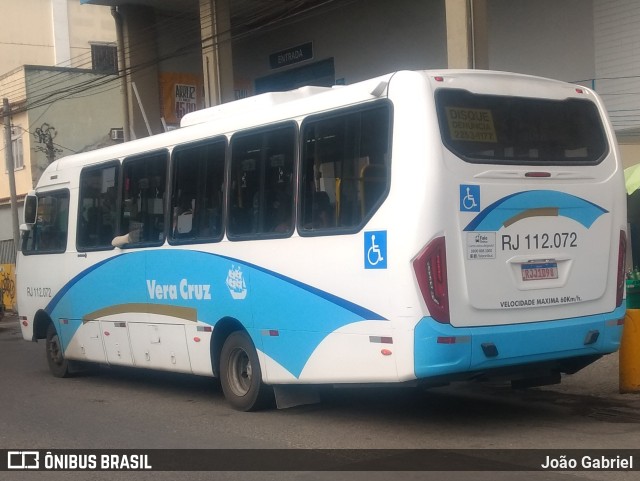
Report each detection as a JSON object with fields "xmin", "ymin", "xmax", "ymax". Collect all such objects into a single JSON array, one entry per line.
[{"xmin": 17, "ymin": 70, "xmax": 627, "ymax": 410}]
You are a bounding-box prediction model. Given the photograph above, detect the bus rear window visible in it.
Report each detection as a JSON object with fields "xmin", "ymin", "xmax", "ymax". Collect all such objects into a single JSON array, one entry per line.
[{"xmin": 435, "ymin": 89, "xmax": 608, "ymax": 165}]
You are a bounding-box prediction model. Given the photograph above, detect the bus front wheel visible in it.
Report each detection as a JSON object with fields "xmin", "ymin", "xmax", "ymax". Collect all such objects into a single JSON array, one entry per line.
[
  {"xmin": 219, "ymin": 331, "xmax": 273, "ymax": 411},
  {"xmin": 46, "ymin": 323, "xmax": 70, "ymax": 378}
]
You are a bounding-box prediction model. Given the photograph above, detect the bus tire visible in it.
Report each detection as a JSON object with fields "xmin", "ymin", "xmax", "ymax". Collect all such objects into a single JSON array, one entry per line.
[
  {"xmin": 219, "ymin": 331, "xmax": 273, "ymax": 411},
  {"xmin": 46, "ymin": 323, "xmax": 70, "ymax": 378}
]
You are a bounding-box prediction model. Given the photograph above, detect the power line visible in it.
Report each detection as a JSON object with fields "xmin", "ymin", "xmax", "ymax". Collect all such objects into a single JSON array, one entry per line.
[
  {"xmin": 0, "ymin": 7, "xmax": 203, "ymax": 102},
  {"xmin": 0, "ymin": 0, "xmax": 365, "ymax": 166},
  {"xmin": 6, "ymin": 0, "xmax": 640, "ymax": 130},
  {"xmin": 0, "ymin": 41, "xmax": 54, "ymax": 48},
  {"xmin": 1, "ymin": 0, "xmax": 356, "ymax": 107}
]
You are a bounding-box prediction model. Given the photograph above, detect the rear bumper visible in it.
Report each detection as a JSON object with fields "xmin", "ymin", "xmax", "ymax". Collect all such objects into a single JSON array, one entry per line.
[{"xmin": 414, "ymin": 304, "xmax": 626, "ymax": 379}]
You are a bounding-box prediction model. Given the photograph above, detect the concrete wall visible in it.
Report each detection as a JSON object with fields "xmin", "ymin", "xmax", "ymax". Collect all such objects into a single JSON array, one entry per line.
[
  {"xmin": 231, "ymin": 0, "xmax": 597, "ymax": 93},
  {"xmin": 593, "ymin": 0, "xmax": 640, "ymax": 133},
  {"xmin": 487, "ymin": 0, "xmax": 595, "ymax": 82},
  {"xmin": 0, "ymin": 0, "xmax": 115, "ymax": 74},
  {"xmin": 121, "ymin": 5, "xmax": 163, "ymax": 138},
  {"xmin": 0, "ymin": 0, "xmax": 55, "ymax": 73},
  {"xmin": 232, "ymin": 0, "xmax": 447, "ymax": 94},
  {"xmin": 156, "ymin": 9, "xmax": 202, "ymax": 74},
  {"xmin": 0, "ymin": 66, "xmax": 123, "ymax": 242},
  {"xmin": 0, "ymin": 112, "xmax": 32, "ymax": 200},
  {"xmin": 25, "ymin": 67, "xmax": 124, "ymax": 181},
  {"xmin": 620, "ymin": 143, "xmax": 640, "ymax": 169},
  {"xmin": 0, "ymin": 69, "xmax": 33, "ymax": 201},
  {"xmin": 68, "ymin": 0, "xmax": 118, "ymax": 67}
]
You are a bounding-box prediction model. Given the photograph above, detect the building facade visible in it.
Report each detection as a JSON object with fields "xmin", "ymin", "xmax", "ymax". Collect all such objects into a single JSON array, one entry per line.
[
  {"xmin": 0, "ymin": 0, "xmax": 120, "ymax": 231},
  {"xmin": 0, "ymin": 0, "xmax": 116, "ymax": 73},
  {"xmin": 79, "ymin": 0, "xmax": 640, "ymax": 163},
  {"xmin": 0, "ymin": 0, "xmax": 122, "ymax": 309}
]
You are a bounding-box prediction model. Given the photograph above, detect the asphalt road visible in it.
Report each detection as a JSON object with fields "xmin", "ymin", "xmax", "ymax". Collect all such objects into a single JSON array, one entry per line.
[{"xmin": 1, "ymin": 314, "xmax": 640, "ymax": 481}]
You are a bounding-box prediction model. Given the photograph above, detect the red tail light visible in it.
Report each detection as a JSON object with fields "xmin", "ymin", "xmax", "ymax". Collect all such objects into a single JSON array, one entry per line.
[
  {"xmin": 413, "ymin": 236, "xmax": 450, "ymax": 323},
  {"xmin": 617, "ymin": 230, "xmax": 627, "ymax": 308}
]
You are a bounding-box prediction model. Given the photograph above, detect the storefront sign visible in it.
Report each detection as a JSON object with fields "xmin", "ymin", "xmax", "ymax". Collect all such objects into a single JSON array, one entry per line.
[
  {"xmin": 174, "ymin": 84, "xmax": 197, "ymax": 119},
  {"xmin": 269, "ymin": 42, "xmax": 313, "ymax": 69},
  {"xmin": 159, "ymin": 73, "xmax": 204, "ymax": 125}
]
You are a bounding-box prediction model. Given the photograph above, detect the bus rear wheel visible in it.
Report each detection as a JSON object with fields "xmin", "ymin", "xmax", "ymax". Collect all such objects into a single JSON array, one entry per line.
[
  {"xmin": 46, "ymin": 323, "xmax": 70, "ymax": 378},
  {"xmin": 219, "ymin": 331, "xmax": 273, "ymax": 411}
]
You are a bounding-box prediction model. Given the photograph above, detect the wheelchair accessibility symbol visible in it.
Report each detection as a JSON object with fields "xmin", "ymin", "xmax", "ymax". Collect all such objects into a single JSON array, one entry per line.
[
  {"xmin": 365, "ymin": 231, "xmax": 387, "ymax": 269},
  {"xmin": 460, "ymin": 184, "xmax": 480, "ymax": 212}
]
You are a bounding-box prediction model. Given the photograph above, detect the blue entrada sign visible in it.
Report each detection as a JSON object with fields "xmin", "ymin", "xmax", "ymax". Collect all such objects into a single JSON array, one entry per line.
[{"xmin": 269, "ymin": 42, "xmax": 313, "ymax": 69}]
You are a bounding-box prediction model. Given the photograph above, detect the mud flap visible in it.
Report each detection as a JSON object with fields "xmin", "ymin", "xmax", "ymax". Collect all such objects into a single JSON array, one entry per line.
[{"xmin": 273, "ymin": 384, "xmax": 321, "ymax": 409}]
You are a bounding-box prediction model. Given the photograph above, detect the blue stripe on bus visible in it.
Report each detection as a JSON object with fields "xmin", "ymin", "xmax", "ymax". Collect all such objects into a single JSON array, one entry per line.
[
  {"xmin": 413, "ymin": 304, "xmax": 625, "ymax": 379},
  {"xmin": 46, "ymin": 255, "xmax": 126, "ymax": 316},
  {"xmin": 464, "ymin": 190, "xmax": 608, "ymax": 232},
  {"xmin": 214, "ymin": 253, "xmax": 385, "ymax": 321},
  {"xmin": 46, "ymin": 249, "xmax": 386, "ymax": 378}
]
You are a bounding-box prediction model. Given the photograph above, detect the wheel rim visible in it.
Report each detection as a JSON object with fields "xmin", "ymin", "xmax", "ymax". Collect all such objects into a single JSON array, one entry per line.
[
  {"xmin": 227, "ymin": 346, "xmax": 252, "ymax": 397},
  {"xmin": 48, "ymin": 334, "xmax": 64, "ymax": 366}
]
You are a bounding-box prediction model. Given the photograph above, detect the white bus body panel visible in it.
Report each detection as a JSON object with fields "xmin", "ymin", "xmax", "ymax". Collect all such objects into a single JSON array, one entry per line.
[{"xmin": 16, "ymin": 70, "xmax": 626, "ymax": 390}]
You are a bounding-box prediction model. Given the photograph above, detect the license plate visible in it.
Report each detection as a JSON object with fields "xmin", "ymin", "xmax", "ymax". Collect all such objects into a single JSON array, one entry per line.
[{"xmin": 522, "ymin": 262, "xmax": 558, "ymax": 281}]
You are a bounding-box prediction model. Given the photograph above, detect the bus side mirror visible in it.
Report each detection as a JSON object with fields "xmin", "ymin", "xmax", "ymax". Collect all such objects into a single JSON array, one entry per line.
[{"xmin": 23, "ymin": 192, "xmax": 38, "ymax": 226}]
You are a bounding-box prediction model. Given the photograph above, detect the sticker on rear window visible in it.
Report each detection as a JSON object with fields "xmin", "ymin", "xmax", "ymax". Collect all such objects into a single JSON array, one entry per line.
[{"xmin": 445, "ymin": 107, "xmax": 497, "ymax": 143}]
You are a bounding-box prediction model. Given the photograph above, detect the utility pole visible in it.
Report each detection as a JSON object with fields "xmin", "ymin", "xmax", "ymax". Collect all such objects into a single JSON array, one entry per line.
[{"xmin": 3, "ymin": 98, "xmax": 20, "ymax": 252}]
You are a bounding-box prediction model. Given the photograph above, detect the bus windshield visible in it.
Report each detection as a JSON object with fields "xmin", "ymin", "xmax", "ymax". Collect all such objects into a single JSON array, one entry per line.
[{"xmin": 435, "ymin": 88, "xmax": 608, "ymax": 165}]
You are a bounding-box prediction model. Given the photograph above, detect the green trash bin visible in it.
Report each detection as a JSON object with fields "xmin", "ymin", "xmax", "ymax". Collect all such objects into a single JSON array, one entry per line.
[{"xmin": 627, "ymin": 279, "xmax": 640, "ymax": 308}]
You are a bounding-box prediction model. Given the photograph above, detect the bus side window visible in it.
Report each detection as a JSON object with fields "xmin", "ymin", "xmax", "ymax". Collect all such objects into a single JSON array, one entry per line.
[
  {"xmin": 77, "ymin": 163, "xmax": 118, "ymax": 250},
  {"xmin": 170, "ymin": 138, "xmax": 225, "ymax": 243},
  {"xmin": 116, "ymin": 150, "xmax": 168, "ymax": 247},
  {"xmin": 22, "ymin": 190, "xmax": 70, "ymax": 254},
  {"xmin": 300, "ymin": 103, "xmax": 391, "ymax": 234},
  {"xmin": 360, "ymin": 163, "xmax": 387, "ymax": 216},
  {"xmin": 228, "ymin": 124, "xmax": 295, "ymax": 239}
]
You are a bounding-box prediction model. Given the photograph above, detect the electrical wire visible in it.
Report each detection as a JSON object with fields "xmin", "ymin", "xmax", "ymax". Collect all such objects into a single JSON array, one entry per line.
[
  {"xmin": 3, "ymin": 0, "xmax": 640, "ymax": 133},
  {"xmin": 1, "ymin": 0, "xmax": 355, "ymax": 108},
  {"xmin": 0, "ymin": 0, "xmax": 358, "ymax": 159}
]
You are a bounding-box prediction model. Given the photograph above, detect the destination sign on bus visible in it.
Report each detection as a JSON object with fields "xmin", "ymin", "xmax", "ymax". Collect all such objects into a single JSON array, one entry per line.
[{"xmin": 445, "ymin": 107, "xmax": 497, "ymax": 142}]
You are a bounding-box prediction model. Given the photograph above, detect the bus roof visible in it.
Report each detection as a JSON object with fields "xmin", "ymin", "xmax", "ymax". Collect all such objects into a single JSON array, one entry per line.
[
  {"xmin": 41, "ymin": 72, "xmax": 395, "ymax": 178},
  {"xmin": 38, "ymin": 69, "xmax": 593, "ymax": 183},
  {"xmin": 179, "ymin": 86, "xmax": 332, "ymax": 127}
]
